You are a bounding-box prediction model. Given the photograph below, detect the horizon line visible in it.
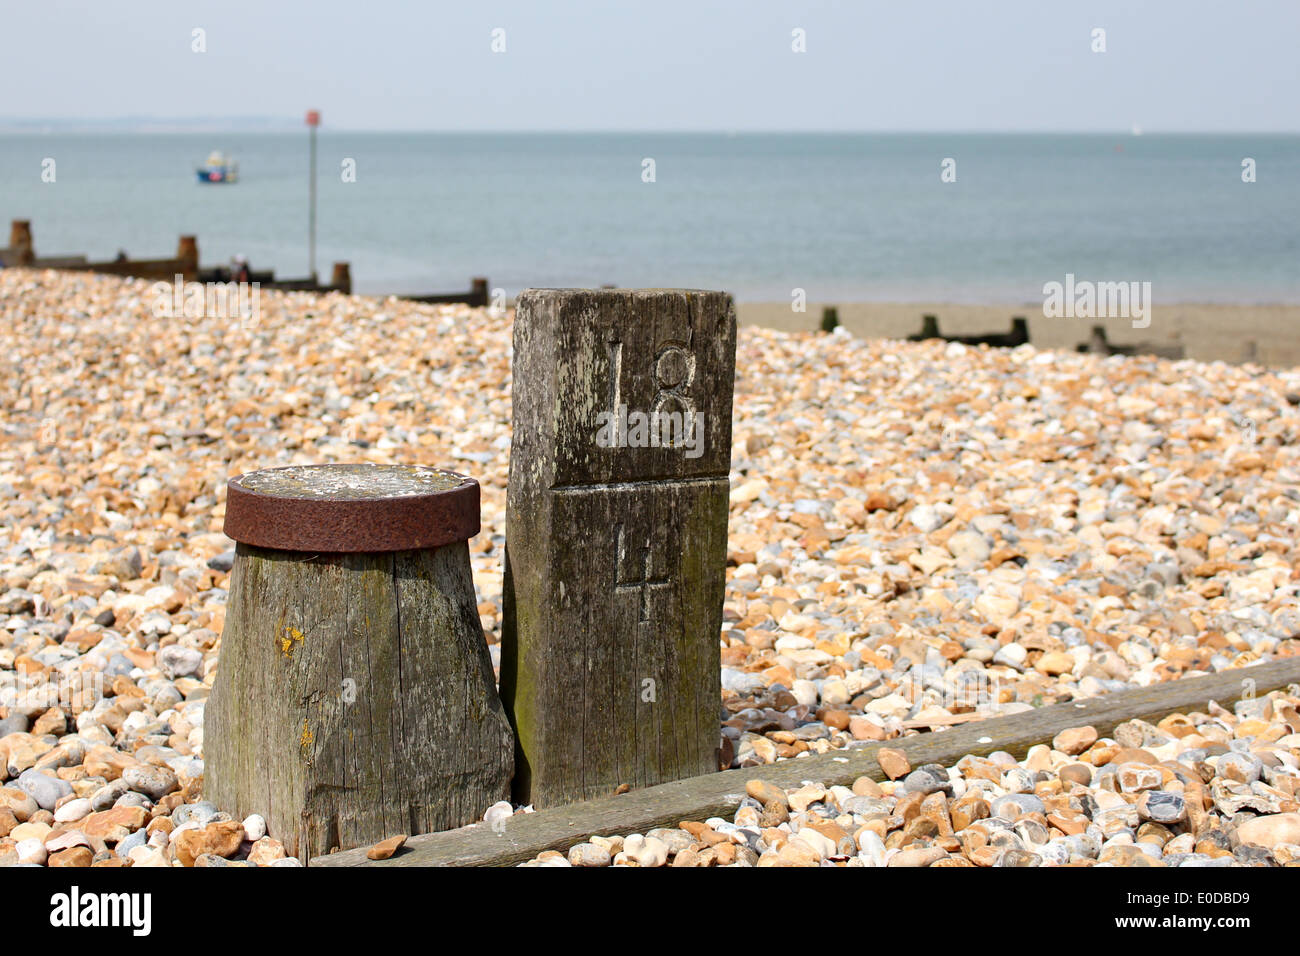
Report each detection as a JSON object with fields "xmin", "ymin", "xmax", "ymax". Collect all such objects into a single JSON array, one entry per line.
[{"xmin": 2, "ymin": 123, "xmax": 1299, "ymax": 136}]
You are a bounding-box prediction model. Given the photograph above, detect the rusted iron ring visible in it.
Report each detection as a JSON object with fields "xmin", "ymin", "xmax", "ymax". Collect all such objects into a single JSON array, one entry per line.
[{"xmin": 223, "ymin": 463, "xmax": 480, "ymax": 553}]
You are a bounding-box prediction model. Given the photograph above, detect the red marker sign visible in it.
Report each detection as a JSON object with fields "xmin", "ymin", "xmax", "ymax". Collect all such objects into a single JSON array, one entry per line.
[{"xmin": 305, "ymin": 110, "xmax": 320, "ymax": 127}]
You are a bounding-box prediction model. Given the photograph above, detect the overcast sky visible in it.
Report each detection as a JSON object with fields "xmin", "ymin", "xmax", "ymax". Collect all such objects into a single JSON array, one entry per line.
[{"xmin": 4, "ymin": 0, "xmax": 1298, "ymax": 131}]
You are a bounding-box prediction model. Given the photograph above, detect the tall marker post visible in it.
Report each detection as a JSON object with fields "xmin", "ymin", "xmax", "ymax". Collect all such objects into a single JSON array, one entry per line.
[{"xmin": 306, "ymin": 109, "xmax": 320, "ymax": 281}]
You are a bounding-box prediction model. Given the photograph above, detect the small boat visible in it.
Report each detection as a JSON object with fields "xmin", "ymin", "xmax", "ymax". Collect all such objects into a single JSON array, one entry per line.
[{"xmin": 196, "ymin": 151, "xmax": 239, "ymax": 184}]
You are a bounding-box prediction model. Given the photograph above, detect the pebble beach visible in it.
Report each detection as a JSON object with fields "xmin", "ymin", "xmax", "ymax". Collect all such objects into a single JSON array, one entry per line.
[{"xmin": 1, "ymin": 268, "xmax": 1298, "ymax": 868}]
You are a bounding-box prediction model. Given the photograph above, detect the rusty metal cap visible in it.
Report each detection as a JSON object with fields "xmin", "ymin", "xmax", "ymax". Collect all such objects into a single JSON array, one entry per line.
[{"xmin": 224, "ymin": 464, "xmax": 480, "ymax": 553}]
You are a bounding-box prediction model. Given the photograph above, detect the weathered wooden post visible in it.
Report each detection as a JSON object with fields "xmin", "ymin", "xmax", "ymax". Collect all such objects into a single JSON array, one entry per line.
[
  {"xmin": 502, "ymin": 289, "xmax": 736, "ymax": 807},
  {"xmin": 177, "ymin": 235, "xmax": 199, "ymax": 279},
  {"xmin": 330, "ymin": 261, "xmax": 352, "ymax": 294},
  {"xmin": 469, "ymin": 277, "xmax": 489, "ymax": 307},
  {"xmin": 1008, "ymin": 316, "xmax": 1029, "ymax": 346},
  {"xmin": 9, "ymin": 220, "xmax": 34, "ymax": 266},
  {"xmin": 207, "ymin": 463, "xmax": 514, "ymax": 858},
  {"xmin": 1082, "ymin": 324, "xmax": 1110, "ymax": 355}
]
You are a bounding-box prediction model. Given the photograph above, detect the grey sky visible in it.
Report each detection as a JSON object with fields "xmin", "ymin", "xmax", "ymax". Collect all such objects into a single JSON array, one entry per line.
[{"xmin": 4, "ymin": 0, "xmax": 1297, "ymax": 131}]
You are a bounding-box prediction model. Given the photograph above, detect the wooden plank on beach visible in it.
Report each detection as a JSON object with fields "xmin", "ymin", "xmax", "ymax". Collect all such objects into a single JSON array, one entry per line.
[
  {"xmin": 311, "ymin": 656, "xmax": 1300, "ymax": 867},
  {"xmin": 900, "ymin": 711, "xmax": 988, "ymax": 729}
]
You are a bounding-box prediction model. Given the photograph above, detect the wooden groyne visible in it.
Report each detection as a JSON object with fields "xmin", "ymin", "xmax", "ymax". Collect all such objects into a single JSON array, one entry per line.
[
  {"xmin": 1, "ymin": 219, "xmax": 491, "ymax": 305},
  {"xmin": 1076, "ymin": 324, "xmax": 1186, "ymax": 360},
  {"xmin": 1, "ymin": 219, "xmax": 202, "ymax": 281},
  {"xmin": 906, "ymin": 313, "xmax": 1030, "ymax": 348},
  {"xmin": 402, "ymin": 276, "xmax": 490, "ymax": 308},
  {"xmin": 884, "ymin": 311, "xmax": 1187, "ymax": 360}
]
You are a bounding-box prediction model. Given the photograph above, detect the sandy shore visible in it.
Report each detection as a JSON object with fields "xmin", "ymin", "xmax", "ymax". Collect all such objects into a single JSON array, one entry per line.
[{"xmin": 737, "ymin": 302, "xmax": 1300, "ymax": 368}]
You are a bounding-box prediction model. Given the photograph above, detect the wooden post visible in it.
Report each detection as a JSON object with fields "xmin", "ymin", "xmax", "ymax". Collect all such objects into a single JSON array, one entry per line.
[
  {"xmin": 177, "ymin": 236, "xmax": 198, "ymax": 280},
  {"xmin": 469, "ymin": 277, "xmax": 489, "ymax": 307},
  {"xmin": 1009, "ymin": 316, "xmax": 1029, "ymax": 345},
  {"xmin": 330, "ymin": 261, "xmax": 352, "ymax": 294},
  {"xmin": 820, "ymin": 306, "xmax": 840, "ymax": 333},
  {"xmin": 207, "ymin": 464, "xmax": 514, "ymax": 859},
  {"xmin": 1085, "ymin": 324, "xmax": 1110, "ymax": 354},
  {"xmin": 9, "ymin": 220, "xmax": 34, "ymax": 266},
  {"xmin": 502, "ymin": 289, "xmax": 736, "ymax": 807}
]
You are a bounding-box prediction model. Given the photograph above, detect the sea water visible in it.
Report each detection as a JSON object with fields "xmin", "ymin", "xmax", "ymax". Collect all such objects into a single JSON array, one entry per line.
[{"xmin": 1, "ymin": 131, "xmax": 1296, "ymax": 302}]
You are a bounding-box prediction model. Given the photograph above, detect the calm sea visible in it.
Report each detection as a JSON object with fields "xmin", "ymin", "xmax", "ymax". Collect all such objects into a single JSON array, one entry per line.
[{"xmin": 1, "ymin": 132, "xmax": 1297, "ymax": 302}]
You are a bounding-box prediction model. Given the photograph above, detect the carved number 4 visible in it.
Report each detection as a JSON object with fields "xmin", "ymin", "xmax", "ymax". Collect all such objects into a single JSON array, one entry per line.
[{"xmin": 614, "ymin": 524, "xmax": 668, "ymax": 623}]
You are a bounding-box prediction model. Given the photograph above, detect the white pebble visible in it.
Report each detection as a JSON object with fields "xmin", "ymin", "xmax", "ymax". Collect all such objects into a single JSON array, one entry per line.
[
  {"xmin": 53, "ymin": 798, "xmax": 93, "ymax": 823},
  {"xmin": 242, "ymin": 813, "xmax": 267, "ymax": 841},
  {"xmin": 16, "ymin": 838, "xmax": 47, "ymax": 864}
]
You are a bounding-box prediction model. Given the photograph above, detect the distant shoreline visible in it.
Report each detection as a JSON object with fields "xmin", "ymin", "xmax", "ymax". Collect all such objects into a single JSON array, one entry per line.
[
  {"xmin": 4, "ymin": 125, "xmax": 1299, "ymax": 135},
  {"xmin": 735, "ymin": 301, "xmax": 1300, "ymax": 369}
]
